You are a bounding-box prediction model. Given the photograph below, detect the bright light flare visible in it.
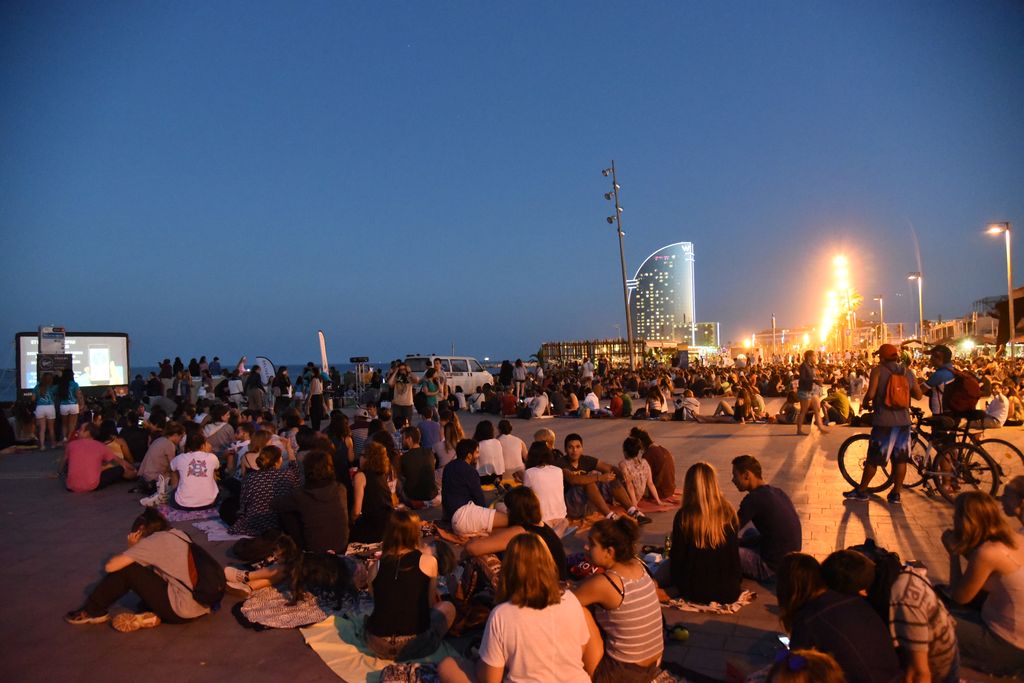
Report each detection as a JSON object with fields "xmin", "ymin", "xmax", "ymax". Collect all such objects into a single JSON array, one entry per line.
[{"xmin": 962, "ymin": 339, "xmax": 976, "ymax": 352}]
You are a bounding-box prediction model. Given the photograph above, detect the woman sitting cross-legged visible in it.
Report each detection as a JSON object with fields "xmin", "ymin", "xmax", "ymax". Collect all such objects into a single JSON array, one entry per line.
[
  {"xmin": 437, "ymin": 533, "xmax": 600, "ymax": 683},
  {"xmin": 363, "ymin": 510, "xmax": 456, "ymax": 660},
  {"xmin": 227, "ymin": 445, "xmax": 301, "ymax": 537},
  {"xmin": 572, "ymin": 517, "xmax": 664, "ymax": 683},
  {"xmin": 64, "ymin": 508, "xmax": 211, "ymax": 631},
  {"xmin": 463, "ymin": 486, "xmax": 569, "ymax": 580}
]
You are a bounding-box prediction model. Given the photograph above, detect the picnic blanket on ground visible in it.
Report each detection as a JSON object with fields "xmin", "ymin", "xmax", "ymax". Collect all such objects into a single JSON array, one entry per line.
[
  {"xmin": 664, "ymin": 589, "xmax": 757, "ymax": 614},
  {"xmin": 240, "ymin": 586, "xmax": 335, "ymax": 629},
  {"xmin": 193, "ymin": 519, "xmax": 251, "ymax": 542},
  {"xmin": 300, "ymin": 614, "xmax": 466, "ymax": 683},
  {"xmin": 156, "ymin": 504, "xmax": 219, "ymax": 522}
]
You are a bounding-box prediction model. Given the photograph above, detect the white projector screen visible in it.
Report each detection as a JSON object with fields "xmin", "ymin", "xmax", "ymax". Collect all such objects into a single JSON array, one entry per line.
[{"xmin": 17, "ymin": 333, "xmax": 130, "ymax": 391}]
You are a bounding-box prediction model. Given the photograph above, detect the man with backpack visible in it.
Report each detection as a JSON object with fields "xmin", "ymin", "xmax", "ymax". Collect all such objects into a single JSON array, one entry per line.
[
  {"xmin": 844, "ymin": 343, "xmax": 923, "ymax": 504},
  {"xmin": 923, "ymin": 344, "xmax": 981, "ymax": 417}
]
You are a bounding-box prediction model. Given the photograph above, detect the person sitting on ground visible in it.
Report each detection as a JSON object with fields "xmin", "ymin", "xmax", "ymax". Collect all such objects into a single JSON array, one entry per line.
[
  {"xmin": 940, "ymin": 491, "xmax": 1024, "ymax": 678},
  {"xmin": 64, "ymin": 508, "xmax": 211, "ymax": 631},
  {"xmin": 821, "ymin": 385, "xmax": 851, "ymax": 426},
  {"xmin": 272, "ymin": 449, "xmax": 349, "ymax": 553},
  {"xmin": 350, "ymin": 441, "xmax": 395, "ymax": 543},
  {"xmin": 434, "ymin": 417, "xmax": 463, "ymax": 474},
  {"xmin": 525, "ymin": 388, "xmax": 549, "ymax": 418},
  {"xmin": 227, "ymin": 445, "xmax": 301, "ymax": 536},
  {"xmin": 572, "ymin": 517, "xmax": 664, "ymax": 683},
  {"xmin": 496, "ymin": 419, "xmax": 527, "ymax": 480},
  {"xmin": 441, "ymin": 438, "xmax": 509, "ymax": 537},
  {"xmin": 581, "ymin": 387, "xmax": 611, "ymax": 418},
  {"xmin": 558, "ymin": 433, "xmax": 647, "ymax": 524},
  {"xmin": 522, "ymin": 440, "xmax": 568, "ymax": 526},
  {"xmin": 629, "ymin": 427, "xmax": 675, "ymax": 500},
  {"xmin": 397, "ymin": 426, "xmax": 439, "ymax": 508},
  {"xmin": 437, "ymin": 534, "xmax": 599, "ymax": 683},
  {"xmin": 364, "ymin": 510, "xmax": 456, "ymax": 661},
  {"xmin": 822, "ymin": 547, "xmax": 959, "ymax": 683},
  {"xmin": 473, "ymin": 419, "xmax": 505, "ymax": 485},
  {"xmin": 765, "ymin": 649, "xmax": 847, "ymax": 683},
  {"xmin": 97, "ymin": 419, "xmax": 135, "ymax": 464},
  {"xmin": 168, "ymin": 430, "xmax": 220, "ymax": 510},
  {"xmin": 777, "ymin": 552, "xmax": 901, "ymax": 683},
  {"xmin": 60, "ymin": 423, "xmax": 138, "ymax": 493},
  {"xmin": 416, "ymin": 405, "xmax": 441, "ymax": 450},
  {"xmin": 730, "ymin": 455, "xmax": 802, "ymax": 581},
  {"xmin": 617, "ymin": 436, "xmax": 659, "ymax": 519},
  {"xmin": 657, "ymin": 461, "xmax": 741, "ymax": 604},
  {"xmin": 1003, "ymin": 475, "xmax": 1024, "ymax": 526},
  {"xmin": 464, "ymin": 486, "xmax": 569, "ymax": 580},
  {"xmin": 969, "ymin": 383, "xmax": 1009, "ymax": 430},
  {"xmin": 773, "ymin": 391, "xmax": 802, "ymax": 425},
  {"xmin": 695, "ymin": 387, "xmax": 754, "ymax": 423}
]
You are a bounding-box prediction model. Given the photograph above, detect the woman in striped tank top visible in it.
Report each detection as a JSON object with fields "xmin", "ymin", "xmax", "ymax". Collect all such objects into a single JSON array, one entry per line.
[{"xmin": 573, "ymin": 517, "xmax": 664, "ymax": 683}]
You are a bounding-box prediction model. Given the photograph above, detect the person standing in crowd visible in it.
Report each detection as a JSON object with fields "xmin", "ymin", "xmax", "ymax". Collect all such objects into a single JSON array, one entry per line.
[
  {"xmin": 56, "ymin": 368, "xmax": 84, "ymax": 444},
  {"xmin": 730, "ymin": 455, "xmax": 802, "ymax": 581},
  {"xmin": 244, "ymin": 367, "xmax": 265, "ymax": 412},
  {"xmin": 795, "ymin": 350, "xmax": 829, "ymax": 435},
  {"xmin": 844, "ymin": 343, "xmax": 922, "ymax": 504},
  {"xmin": 512, "ymin": 359, "xmax": 528, "ymax": 401},
  {"xmin": 33, "ymin": 371, "xmax": 57, "ymax": 450},
  {"xmin": 387, "ymin": 361, "xmax": 417, "ymax": 428}
]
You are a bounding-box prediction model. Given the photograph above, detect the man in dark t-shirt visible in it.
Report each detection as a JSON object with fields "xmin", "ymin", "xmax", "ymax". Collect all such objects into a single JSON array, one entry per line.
[
  {"xmin": 557, "ymin": 433, "xmax": 647, "ymax": 523},
  {"xmin": 730, "ymin": 454, "xmax": 802, "ymax": 580},
  {"xmin": 398, "ymin": 426, "xmax": 438, "ymax": 505}
]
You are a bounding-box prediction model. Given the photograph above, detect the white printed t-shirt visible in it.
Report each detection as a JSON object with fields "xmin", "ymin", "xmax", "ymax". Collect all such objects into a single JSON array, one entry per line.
[
  {"xmin": 170, "ymin": 450, "xmax": 220, "ymax": 508},
  {"xmin": 479, "ymin": 590, "xmax": 590, "ymax": 683}
]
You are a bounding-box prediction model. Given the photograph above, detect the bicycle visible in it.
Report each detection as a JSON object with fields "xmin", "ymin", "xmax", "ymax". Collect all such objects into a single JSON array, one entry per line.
[{"xmin": 838, "ymin": 408, "xmax": 1001, "ymax": 503}]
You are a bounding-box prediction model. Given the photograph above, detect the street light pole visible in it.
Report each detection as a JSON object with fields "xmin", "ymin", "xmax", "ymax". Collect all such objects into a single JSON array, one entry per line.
[
  {"xmin": 874, "ymin": 296, "xmax": 885, "ymax": 344},
  {"xmin": 907, "ymin": 273, "xmax": 924, "ymax": 341},
  {"xmin": 604, "ymin": 161, "xmax": 635, "ymax": 370},
  {"xmin": 988, "ymin": 222, "xmax": 1014, "ymax": 358}
]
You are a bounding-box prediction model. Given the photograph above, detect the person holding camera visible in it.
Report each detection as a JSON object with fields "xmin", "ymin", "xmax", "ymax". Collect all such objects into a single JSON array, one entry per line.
[{"xmin": 388, "ymin": 362, "xmax": 417, "ymax": 428}]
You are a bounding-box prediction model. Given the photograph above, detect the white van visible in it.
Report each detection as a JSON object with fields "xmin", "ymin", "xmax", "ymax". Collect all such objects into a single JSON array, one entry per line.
[{"xmin": 404, "ymin": 355, "xmax": 494, "ymax": 393}]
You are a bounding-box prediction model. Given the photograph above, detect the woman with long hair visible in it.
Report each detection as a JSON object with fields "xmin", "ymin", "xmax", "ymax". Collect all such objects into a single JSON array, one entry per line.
[
  {"xmin": 663, "ymin": 462, "xmax": 741, "ymax": 603},
  {"xmin": 942, "ymin": 491, "xmax": 1024, "ymax": 677},
  {"xmin": 438, "ymin": 533, "xmax": 598, "ymax": 683},
  {"xmin": 777, "ymin": 553, "xmax": 901, "ymax": 683},
  {"xmin": 351, "ymin": 441, "xmax": 394, "ymax": 543},
  {"xmin": 364, "ymin": 510, "xmax": 456, "ymax": 660},
  {"xmin": 33, "ymin": 372, "xmax": 57, "ymax": 450},
  {"xmin": 472, "ymin": 419, "xmax": 505, "ymax": 484},
  {"xmin": 572, "ymin": 517, "xmax": 663, "ymax": 683},
  {"xmin": 795, "ymin": 350, "xmax": 829, "ymax": 435},
  {"xmin": 56, "ymin": 368, "xmax": 84, "ymax": 444},
  {"xmin": 434, "ymin": 416, "xmax": 464, "ymax": 473},
  {"xmin": 305, "ymin": 372, "xmax": 326, "ymax": 431}
]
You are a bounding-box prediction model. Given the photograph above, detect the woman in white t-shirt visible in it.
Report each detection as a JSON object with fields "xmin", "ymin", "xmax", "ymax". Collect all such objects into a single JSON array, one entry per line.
[
  {"xmin": 521, "ymin": 442, "xmax": 567, "ymax": 525},
  {"xmin": 437, "ymin": 533, "xmax": 598, "ymax": 683},
  {"xmin": 472, "ymin": 420, "xmax": 505, "ymax": 484},
  {"xmin": 496, "ymin": 420, "xmax": 527, "ymax": 479},
  {"xmin": 169, "ymin": 431, "xmax": 221, "ymax": 510}
]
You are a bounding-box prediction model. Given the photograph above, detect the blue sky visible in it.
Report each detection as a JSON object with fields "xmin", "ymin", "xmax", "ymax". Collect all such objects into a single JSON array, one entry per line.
[{"xmin": 2, "ymin": 1, "xmax": 1022, "ymax": 366}]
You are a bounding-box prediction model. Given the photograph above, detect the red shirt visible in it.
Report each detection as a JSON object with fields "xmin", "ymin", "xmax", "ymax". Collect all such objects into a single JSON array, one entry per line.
[{"xmin": 66, "ymin": 439, "xmax": 117, "ymax": 492}]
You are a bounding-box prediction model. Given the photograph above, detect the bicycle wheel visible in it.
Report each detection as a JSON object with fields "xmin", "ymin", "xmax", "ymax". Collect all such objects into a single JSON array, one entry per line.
[
  {"xmin": 933, "ymin": 443, "xmax": 1000, "ymax": 504},
  {"xmin": 976, "ymin": 438, "xmax": 1024, "ymax": 487},
  {"xmin": 902, "ymin": 435, "xmax": 928, "ymax": 489},
  {"xmin": 838, "ymin": 434, "xmax": 892, "ymax": 493}
]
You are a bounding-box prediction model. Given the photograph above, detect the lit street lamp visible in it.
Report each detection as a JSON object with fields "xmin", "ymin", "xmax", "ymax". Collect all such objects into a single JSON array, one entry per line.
[
  {"xmin": 603, "ymin": 161, "xmax": 635, "ymax": 370},
  {"xmin": 907, "ymin": 273, "xmax": 924, "ymax": 341},
  {"xmin": 873, "ymin": 296, "xmax": 885, "ymax": 344},
  {"xmin": 987, "ymin": 222, "xmax": 1014, "ymax": 357}
]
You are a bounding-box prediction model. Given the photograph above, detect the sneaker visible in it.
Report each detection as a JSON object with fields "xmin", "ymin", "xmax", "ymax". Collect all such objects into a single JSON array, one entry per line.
[
  {"xmin": 224, "ymin": 566, "xmax": 249, "ymax": 583},
  {"xmin": 226, "ymin": 580, "xmax": 253, "ymax": 597},
  {"xmin": 886, "ymin": 492, "xmax": 902, "ymax": 505},
  {"xmin": 111, "ymin": 611, "xmax": 161, "ymax": 633},
  {"xmin": 633, "ymin": 512, "xmax": 653, "ymax": 525},
  {"xmin": 843, "ymin": 489, "xmax": 870, "ymax": 502},
  {"xmin": 64, "ymin": 609, "xmax": 110, "ymax": 625},
  {"xmin": 156, "ymin": 474, "xmax": 168, "ymax": 496},
  {"xmin": 139, "ymin": 491, "xmax": 162, "ymax": 507}
]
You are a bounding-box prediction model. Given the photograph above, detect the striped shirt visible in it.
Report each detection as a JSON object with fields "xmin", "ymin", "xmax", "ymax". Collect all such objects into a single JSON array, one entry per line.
[
  {"xmin": 594, "ymin": 567, "xmax": 664, "ymax": 663},
  {"xmin": 889, "ymin": 567, "xmax": 959, "ymax": 681}
]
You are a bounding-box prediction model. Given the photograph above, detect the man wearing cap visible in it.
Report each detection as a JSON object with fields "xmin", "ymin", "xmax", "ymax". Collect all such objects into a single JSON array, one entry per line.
[
  {"xmin": 922, "ymin": 344, "xmax": 957, "ymax": 416},
  {"xmin": 844, "ymin": 343, "xmax": 923, "ymax": 504}
]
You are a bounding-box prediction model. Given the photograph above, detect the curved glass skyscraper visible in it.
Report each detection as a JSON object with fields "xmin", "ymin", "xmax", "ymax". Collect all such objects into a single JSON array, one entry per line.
[{"xmin": 627, "ymin": 242, "xmax": 696, "ymax": 343}]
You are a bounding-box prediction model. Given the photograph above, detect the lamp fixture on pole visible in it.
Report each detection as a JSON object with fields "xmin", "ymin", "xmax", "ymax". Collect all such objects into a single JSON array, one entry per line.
[
  {"xmin": 603, "ymin": 160, "xmax": 635, "ymax": 370},
  {"xmin": 987, "ymin": 222, "xmax": 1014, "ymax": 357}
]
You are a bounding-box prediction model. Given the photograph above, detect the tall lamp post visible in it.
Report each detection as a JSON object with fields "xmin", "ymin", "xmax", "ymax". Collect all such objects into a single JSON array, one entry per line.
[
  {"xmin": 603, "ymin": 161, "xmax": 635, "ymax": 370},
  {"xmin": 907, "ymin": 273, "xmax": 924, "ymax": 341},
  {"xmin": 873, "ymin": 296, "xmax": 885, "ymax": 344},
  {"xmin": 987, "ymin": 222, "xmax": 1014, "ymax": 358}
]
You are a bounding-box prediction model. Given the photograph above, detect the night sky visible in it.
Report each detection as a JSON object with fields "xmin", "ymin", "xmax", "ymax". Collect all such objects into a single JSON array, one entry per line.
[{"xmin": 2, "ymin": 1, "xmax": 1022, "ymax": 366}]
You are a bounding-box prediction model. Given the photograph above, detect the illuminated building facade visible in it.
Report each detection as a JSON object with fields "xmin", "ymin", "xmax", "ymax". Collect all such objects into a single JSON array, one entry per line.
[{"xmin": 627, "ymin": 242, "xmax": 697, "ymax": 344}]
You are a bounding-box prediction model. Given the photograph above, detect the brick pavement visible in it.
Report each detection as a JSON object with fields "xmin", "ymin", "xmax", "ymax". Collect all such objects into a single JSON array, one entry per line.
[{"xmin": 1, "ymin": 400, "xmax": 1018, "ymax": 682}]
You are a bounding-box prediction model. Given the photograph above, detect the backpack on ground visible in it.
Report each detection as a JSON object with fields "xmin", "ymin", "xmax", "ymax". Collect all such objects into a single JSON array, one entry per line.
[
  {"xmin": 945, "ymin": 369, "xmax": 982, "ymax": 413},
  {"xmin": 174, "ymin": 531, "xmax": 226, "ymax": 608},
  {"xmin": 884, "ymin": 366, "xmax": 911, "ymax": 410}
]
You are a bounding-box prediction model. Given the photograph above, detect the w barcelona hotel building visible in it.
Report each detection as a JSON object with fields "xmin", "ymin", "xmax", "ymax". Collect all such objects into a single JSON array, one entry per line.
[{"xmin": 627, "ymin": 242, "xmax": 719, "ymax": 348}]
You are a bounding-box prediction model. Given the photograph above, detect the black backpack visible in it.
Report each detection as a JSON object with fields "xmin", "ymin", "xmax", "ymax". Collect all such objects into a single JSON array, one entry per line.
[
  {"xmin": 173, "ymin": 531, "xmax": 226, "ymax": 608},
  {"xmin": 848, "ymin": 538, "xmax": 903, "ymax": 624}
]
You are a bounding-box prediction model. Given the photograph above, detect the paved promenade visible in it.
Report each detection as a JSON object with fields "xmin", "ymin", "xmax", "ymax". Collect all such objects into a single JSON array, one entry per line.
[{"xmin": 1, "ymin": 400, "xmax": 1017, "ymax": 682}]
